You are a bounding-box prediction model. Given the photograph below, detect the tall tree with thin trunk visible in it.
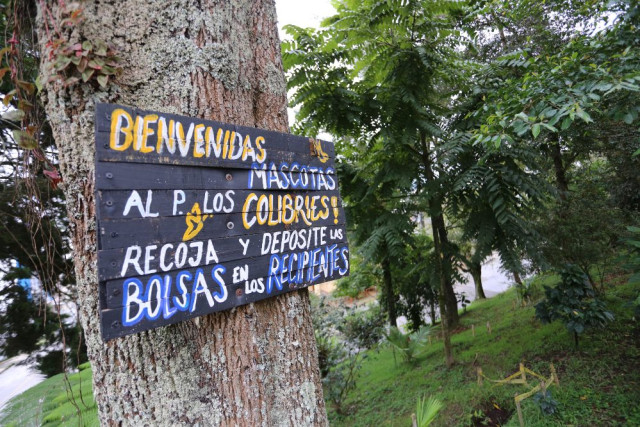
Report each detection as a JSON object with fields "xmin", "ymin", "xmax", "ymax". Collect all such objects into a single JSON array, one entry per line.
[{"xmin": 36, "ymin": 1, "xmax": 327, "ymax": 424}]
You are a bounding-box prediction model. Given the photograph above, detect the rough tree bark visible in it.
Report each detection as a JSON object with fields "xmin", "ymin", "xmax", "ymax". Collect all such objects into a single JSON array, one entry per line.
[{"xmin": 36, "ymin": 1, "xmax": 327, "ymax": 425}]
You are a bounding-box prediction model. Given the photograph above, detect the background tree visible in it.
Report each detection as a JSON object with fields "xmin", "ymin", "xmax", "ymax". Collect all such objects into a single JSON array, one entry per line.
[{"xmin": 284, "ymin": 0, "xmax": 467, "ymax": 366}]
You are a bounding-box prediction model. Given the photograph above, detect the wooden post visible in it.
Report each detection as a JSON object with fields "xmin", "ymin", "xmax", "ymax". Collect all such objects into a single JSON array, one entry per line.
[
  {"xmin": 411, "ymin": 413, "xmax": 417, "ymax": 427},
  {"xmin": 550, "ymin": 363, "xmax": 560, "ymax": 386},
  {"xmin": 428, "ymin": 335, "xmax": 432, "ymax": 344},
  {"xmin": 515, "ymin": 393, "xmax": 525, "ymax": 427},
  {"xmin": 471, "ymin": 324, "xmax": 475, "ymax": 337},
  {"xmin": 486, "ymin": 321, "xmax": 492, "ymax": 334},
  {"xmin": 477, "ymin": 367, "xmax": 483, "ymax": 386}
]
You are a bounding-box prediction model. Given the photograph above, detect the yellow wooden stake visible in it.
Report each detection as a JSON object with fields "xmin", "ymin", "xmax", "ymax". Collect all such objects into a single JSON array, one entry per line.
[
  {"xmin": 520, "ymin": 363, "xmax": 527, "ymax": 384},
  {"xmin": 550, "ymin": 363, "xmax": 560, "ymax": 386},
  {"xmin": 477, "ymin": 367, "xmax": 483, "ymax": 386},
  {"xmin": 515, "ymin": 392, "xmax": 524, "ymax": 427},
  {"xmin": 472, "ymin": 324, "xmax": 475, "ymax": 337},
  {"xmin": 486, "ymin": 321, "xmax": 492, "ymax": 334}
]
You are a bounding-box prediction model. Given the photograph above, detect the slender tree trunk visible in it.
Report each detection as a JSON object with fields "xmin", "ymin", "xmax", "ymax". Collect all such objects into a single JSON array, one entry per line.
[
  {"xmin": 430, "ymin": 218, "xmax": 454, "ymax": 367},
  {"xmin": 471, "ymin": 262, "xmax": 486, "ymax": 300},
  {"xmin": 431, "ymin": 213, "xmax": 459, "ymax": 327},
  {"xmin": 420, "ymin": 136, "xmax": 459, "ymax": 329},
  {"xmin": 37, "ymin": 1, "xmax": 327, "ymax": 425},
  {"xmin": 429, "ymin": 299, "xmax": 437, "ymax": 325},
  {"xmin": 513, "ymin": 270, "xmax": 523, "ymax": 286},
  {"xmin": 550, "ymin": 139, "xmax": 569, "ymax": 199},
  {"xmin": 382, "ymin": 255, "xmax": 397, "ymax": 327}
]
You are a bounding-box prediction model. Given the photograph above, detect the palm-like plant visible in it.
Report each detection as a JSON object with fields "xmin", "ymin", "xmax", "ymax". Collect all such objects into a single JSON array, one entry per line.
[{"xmin": 415, "ymin": 395, "xmax": 443, "ymax": 427}]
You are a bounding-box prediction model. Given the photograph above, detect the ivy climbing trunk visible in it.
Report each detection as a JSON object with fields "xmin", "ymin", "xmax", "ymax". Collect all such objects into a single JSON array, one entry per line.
[{"xmin": 36, "ymin": 1, "xmax": 327, "ymax": 425}]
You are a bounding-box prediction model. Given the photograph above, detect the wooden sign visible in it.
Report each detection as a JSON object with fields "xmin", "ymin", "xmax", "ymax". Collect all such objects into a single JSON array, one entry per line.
[{"xmin": 95, "ymin": 103, "xmax": 349, "ymax": 340}]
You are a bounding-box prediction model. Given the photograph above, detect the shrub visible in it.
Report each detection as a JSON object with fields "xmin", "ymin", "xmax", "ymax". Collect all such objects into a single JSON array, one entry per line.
[
  {"xmin": 340, "ymin": 304, "xmax": 386, "ymax": 349},
  {"xmin": 535, "ymin": 265, "xmax": 614, "ymax": 348}
]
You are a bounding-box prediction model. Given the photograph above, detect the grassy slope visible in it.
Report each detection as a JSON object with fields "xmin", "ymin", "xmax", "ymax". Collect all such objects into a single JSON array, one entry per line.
[
  {"xmin": 0, "ymin": 362, "xmax": 97, "ymax": 427},
  {"xmin": 328, "ymin": 275, "xmax": 640, "ymax": 426},
  {"xmin": 1, "ymin": 276, "xmax": 638, "ymax": 426}
]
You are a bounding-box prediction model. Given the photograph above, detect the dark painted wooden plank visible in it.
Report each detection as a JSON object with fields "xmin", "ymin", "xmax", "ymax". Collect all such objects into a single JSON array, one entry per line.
[
  {"xmin": 95, "ymin": 162, "xmax": 339, "ymax": 191},
  {"xmin": 95, "ymin": 104, "xmax": 335, "ymax": 170},
  {"xmin": 95, "ymin": 103, "xmax": 335, "ymax": 159},
  {"xmin": 100, "ymin": 264, "xmax": 348, "ymax": 340},
  {"xmin": 96, "ymin": 189, "xmax": 342, "ymax": 220},
  {"xmin": 98, "ymin": 209, "xmax": 346, "ymax": 250},
  {"xmin": 98, "ymin": 225, "xmax": 348, "ymax": 281},
  {"xmin": 102, "ymin": 241, "xmax": 349, "ymax": 309},
  {"xmin": 96, "ymin": 131, "xmax": 334, "ymax": 170}
]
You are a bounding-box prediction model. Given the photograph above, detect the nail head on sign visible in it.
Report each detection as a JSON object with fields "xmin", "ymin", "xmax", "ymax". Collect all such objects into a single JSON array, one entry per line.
[
  {"xmin": 225, "ymin": 173, "xmax": 233, "ymax": 181},
  {"xmin": 227, "ymin": 222, "xmax": 234, "ymax": 229},
  {"xmin": 105, "ymin": 172, "xmax": 113, "ymax": 179}
]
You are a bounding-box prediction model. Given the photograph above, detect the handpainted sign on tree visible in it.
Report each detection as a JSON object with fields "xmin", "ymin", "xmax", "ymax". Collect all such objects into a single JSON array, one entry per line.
[{"xmin": 95, "ymin": 103, "xmax": 349, "ymax": 340}]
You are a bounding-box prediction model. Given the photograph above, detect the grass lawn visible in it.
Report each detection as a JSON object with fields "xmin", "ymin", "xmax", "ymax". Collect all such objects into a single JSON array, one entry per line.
[
  {"xmin": 1, "ymin": 274, "xmax": 638, "ymax": 426},
  {"xmin": 0, "ymin": 362, "xmax": 97, "ymax": 427},
  {"xmin": 328, "ymin": 275, "xmax": 640, "ymax": 426}
]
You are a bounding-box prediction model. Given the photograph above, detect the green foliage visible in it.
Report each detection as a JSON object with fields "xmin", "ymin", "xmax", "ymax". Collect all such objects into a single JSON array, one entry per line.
[
  {"xmin": 0, "ymin": 284, "xmax": 56, "ymax": 357},
  {"xmin": 323, "ymin": 351, "xmax": 365, "ymax": 416},
  {"xmin": 309, "ymin": 294, "xmax": 367, "ymax": 415},
  {"xmin": 340, "ymin": 305, "xmax": 386, "ymax": 350},
  {"xmin": 385, "ymin": 326, "xmax": 431, "ymax": 365},
  {"xmin": 469, "ymin": 1, "xmax": 640, "ymax": 147},
  {"xmin": 624, "ymin": 226, "xmax": 640, "ymax": 319},
  {"xmin": 533, "ymin": 389, "xmax": 559, "ymax": 416},
  {"xmin": 534, "ymin": 163, "xmax": 626, "ymax": 285},
  {"xmin": 415, "ymin": 395, "xmax": 443, "ymax": 426},
  {"xmin": 535, "ymin": 265, "xmax": 614, "ymax": 348}
]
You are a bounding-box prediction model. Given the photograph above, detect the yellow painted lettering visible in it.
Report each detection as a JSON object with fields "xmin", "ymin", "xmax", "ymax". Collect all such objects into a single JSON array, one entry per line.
[
  {"xmin": 193, "ymin": 124, "xmax": 205, "ymax": 158},
  {"xmin": 255, "ymin": 136, "xmax": 266, "ymax": 163},
  {"xmin": 242, "ymin": 193, "xmax": 258, "ymax": 229},
  {"xmin": 109, "ymin": 109, "xmax": 133, "ymax": 151}
]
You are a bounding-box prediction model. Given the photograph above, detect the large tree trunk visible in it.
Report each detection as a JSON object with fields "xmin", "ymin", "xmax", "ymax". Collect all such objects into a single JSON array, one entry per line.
[{"xmin": 37, "ymin": 1, "xmax": 327, "ymax": 425}]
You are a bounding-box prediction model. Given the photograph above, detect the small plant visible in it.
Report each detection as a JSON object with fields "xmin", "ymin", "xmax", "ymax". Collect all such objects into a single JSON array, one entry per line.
[
  {"xmin": 42, "ymin": 3, "xmax": 122, "ymax": 88},
  {"xmin": 457, "ymin": 292, "xmax": 471, "ymax": 313},
  {"xmin": 323, "ymin": 351, "xmax": 365, "ymax": 415},
  {"xmin": 515, "ymin": 277, "xmax": 535, "ymax": 306},
  {"xmin": 340, "ymin": 304, "xmax": 386, "ymax": 349},
  {"xmin": 535, "ymin": 265, "xmax": 614, "ymax": 348},
  {"xmin": 533, "ymin": 389, "xmax": 558, "ymax": 415},
  {"xmin": 386, "ymin": 326, "xmax": 431, "ymax": 364},
  {"xmin": 414, "ymin": 395, "xmax": 443, "ymax": 426}
]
